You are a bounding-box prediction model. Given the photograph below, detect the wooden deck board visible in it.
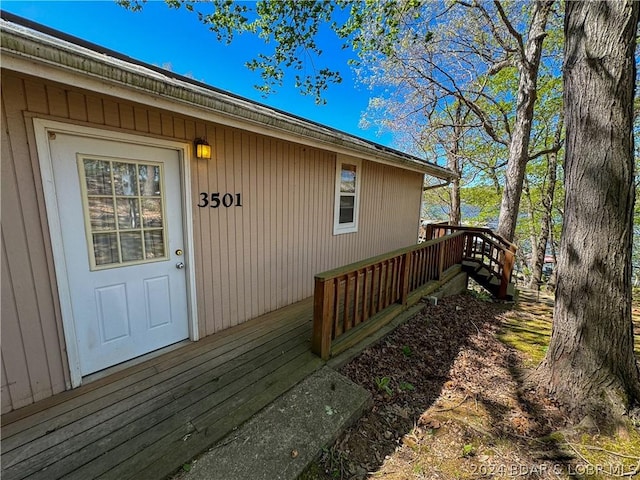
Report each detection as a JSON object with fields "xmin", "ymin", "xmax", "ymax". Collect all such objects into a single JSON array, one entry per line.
[
  {"xmin": 3, "ymin": 323, "xmax": 310, "ymax": 478},
  {"xmin": 3, "ymin": 315, "xmax": 309, "ymax": 456},
  {"xmin": 2, "ymin": 297, "xmax": 312, "ymax": 436},
  {"xmin": 1, "ymin": 298, "xmax": 318, "ymax": 480}
]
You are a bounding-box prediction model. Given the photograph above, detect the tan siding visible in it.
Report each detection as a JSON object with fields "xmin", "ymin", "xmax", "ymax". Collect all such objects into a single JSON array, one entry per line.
[
  {"xmin": 241, "ymin": 132, "xmax": 255, "ymax": 320},
  {"xmin": 103, "ymin": 98, "xmax": 120, "ymax": 127},
  {"xmin": 1, "ymin": 71, "xmax": 425, "ymax": 411},
  {"xmin": 1, "ymin": 234, "xmax": 33, "ymax": 413},
  {"xmin": 206, "ymin": 124, "xmax": 224, "ymax": 333},
  {"xmin": 148, "ymin": 109, "xmax": 162, "ymax": 135},
  {"xmin": 173, "ymin": 117, "xmax": 186, "ymax": 140},
  {"xmin": 24, "ymin": 79, "xmax": 48, "ymax": 114},
  {"xmin": 46, "ymin": 85, "xmax": 69, "ymax": 118},
  {"xmin": 86, "ymin": 94, "xmax": 104, "ymax": 124},
  {"xmin": 67, "ymin": 91, "xmax": 88, "ymax": 121},
  {"xmin": 1, "ymin": 80, "xmax": 67, "ymax": 410},
  {"xmin": 161, "ymin": 113, "xmax": 174, "ymax": 137},
  {"xmin": 255, "ymin": 135, "xmax": 266, "ymax": 316},
  {"xmin": 119, "ymin": 103, "xmax": 135, "ymax": 130},
  {"xmin": 1, "ymin": 353, "xmax": 13, "ymax": 414},
  {"xmin": 231, "ymin": 129, "xmax": 243, "ymax": 326},
  {"xmin": 133, "ymin": 106, "xmax": 148, "ymax": 132},
  {"xmin": 246, "ymin": 134, "xmax": 258, "ymax": 320}
]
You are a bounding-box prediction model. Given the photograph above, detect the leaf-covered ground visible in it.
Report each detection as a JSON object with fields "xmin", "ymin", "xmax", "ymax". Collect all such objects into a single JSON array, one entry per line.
[{"xmin": 300, "ymin": 289, "xmax": 640, "ymax": 480}]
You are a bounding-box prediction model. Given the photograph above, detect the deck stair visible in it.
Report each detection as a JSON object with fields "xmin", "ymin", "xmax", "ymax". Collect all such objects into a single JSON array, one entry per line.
[
  {"xmin": 462, "ymin": 259, "xmax": 516, "ymax": 300},
  {"xmin": 426, "ymin": 223, "xmax": 517, "ymax": 301}
]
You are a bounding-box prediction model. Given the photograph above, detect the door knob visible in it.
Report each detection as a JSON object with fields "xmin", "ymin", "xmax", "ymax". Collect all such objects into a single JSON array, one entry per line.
[{"xmin": 176, "ymin": 262, "xmax": 185, "ymax": 269}]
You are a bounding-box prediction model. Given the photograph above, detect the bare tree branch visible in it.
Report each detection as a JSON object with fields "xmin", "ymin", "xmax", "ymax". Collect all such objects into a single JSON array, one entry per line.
[
  {"xmin": 493, "ymin": 0, "xmax": 525, "ymax": 56},
  {"xmin": 528, "ymin": 143, "xmax": 562, "ymax": 162}
]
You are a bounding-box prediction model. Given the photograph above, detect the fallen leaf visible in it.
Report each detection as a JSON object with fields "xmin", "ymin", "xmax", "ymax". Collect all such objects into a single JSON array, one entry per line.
[
  {"xmin": 402, "ymin": 436, "xmax": 417, "ymax": 449},
  {"xmin": 418, "ymin": 415, "xmax": 441, "ymax": 429}
]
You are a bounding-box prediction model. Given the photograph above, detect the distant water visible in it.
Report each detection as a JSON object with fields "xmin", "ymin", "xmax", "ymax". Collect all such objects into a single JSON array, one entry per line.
[{"xmin": 421, "ymin": 203, "xmax": 497, "ymax": 229}]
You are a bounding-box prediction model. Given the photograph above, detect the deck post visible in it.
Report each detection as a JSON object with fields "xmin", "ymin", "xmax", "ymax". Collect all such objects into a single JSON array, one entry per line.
[
  {"xmin": 425, "ymin": 223, "xmax": 434, "ymax": 241},
  {"xmin": 464, "ymin": 232, "xmax": 474, "ymax": 258},
  {"xmin": 312, "ymin": 277, "xmax": 333, "ymax": 360},
  {"xmin": 438, "ymin": 240, "xmax": 446, "ymax": 280},
  {"xmin": 399, "ymin": 252, "xmax": 411, "ymax": 306},
  {"xmin": 499, "ymin": 249, "xmax": 515, "ymax": 299}
]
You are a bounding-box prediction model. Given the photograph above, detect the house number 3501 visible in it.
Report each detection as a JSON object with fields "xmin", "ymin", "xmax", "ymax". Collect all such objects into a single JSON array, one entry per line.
[{"xmin": 197, "ymin": 192, "xmax": 243, "ymax": 208}]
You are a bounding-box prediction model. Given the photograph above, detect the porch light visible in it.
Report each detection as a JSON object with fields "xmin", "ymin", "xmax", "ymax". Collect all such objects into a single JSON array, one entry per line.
[{"xmin": 194, "ymin": 138, "xmax": 212, "ymax": 160}]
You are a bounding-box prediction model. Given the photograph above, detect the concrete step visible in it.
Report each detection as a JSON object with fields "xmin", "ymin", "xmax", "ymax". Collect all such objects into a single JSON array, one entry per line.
[{"xmin": 182, "ymin": 367, "xmax": 371, "ymax": 480}]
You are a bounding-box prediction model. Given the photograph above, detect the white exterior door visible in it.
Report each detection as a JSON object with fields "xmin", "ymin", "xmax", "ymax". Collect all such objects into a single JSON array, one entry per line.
[{"xmin": 48, "ymin": 133, "xmax": 190, "ymax": 376}]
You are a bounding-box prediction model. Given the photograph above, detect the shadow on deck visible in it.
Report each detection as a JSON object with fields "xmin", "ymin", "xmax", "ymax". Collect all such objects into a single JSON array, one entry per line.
[{"xmin": 1, "ymin": 297, "xmax": 322, "ymax": 480}]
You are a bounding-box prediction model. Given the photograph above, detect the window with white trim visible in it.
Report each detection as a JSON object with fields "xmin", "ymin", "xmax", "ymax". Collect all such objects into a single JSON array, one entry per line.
[
  {"xmin": 79, "ymin": 156, "xmax": 168, "ymax": 270},
  {"xmin": 333, "ymin": 157, "xmax": 361, "ymax": 235}
]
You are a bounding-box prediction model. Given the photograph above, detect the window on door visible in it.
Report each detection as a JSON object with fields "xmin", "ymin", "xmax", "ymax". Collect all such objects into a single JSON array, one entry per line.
[
  {"xmin": 333, "ymin": 157, "xmax": 361, "ymax": 235},
  {"xmin": 79, "ymin": 156, "xmax": 168, "ymax": 269}
]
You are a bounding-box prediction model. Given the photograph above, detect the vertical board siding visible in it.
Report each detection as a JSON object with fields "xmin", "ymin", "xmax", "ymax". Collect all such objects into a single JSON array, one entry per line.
[
  {"xmin": 1, "ymin": 76, "xmax": 68, "ymax": 413},
  {"xmin": 119, "ymin": 104, "xmax": 135, "ymax": 130},
  {"xmin": 191, "ymin": 139, "xmax": 423, "ymax": 336},
  {"xmin": 67, "ymin": 91, "xmax": 88, "ymax": 121},
  {"xmin": 1, "ymin": 354, "xmax": 13, "ymax": 414},
  {"xmin": 1, "ymin": 71, "xmax": 424, "ymax": 412},
  {"xmin": 86, "ymin": 95, "xmax": 104, "ymax": 124},
  {"xmin": 1, "ymin": 233, "xmax": 33, "ymax": 413}
]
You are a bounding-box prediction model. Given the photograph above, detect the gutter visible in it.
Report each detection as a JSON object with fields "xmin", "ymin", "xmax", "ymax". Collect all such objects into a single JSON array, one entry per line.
[
  {"xmin": 0, "ymin": 11, "xmax": 456, "ymax": 181},
  {"xmin": 423, "ymin": 180, "xmax": 452, "ymax": 191}
]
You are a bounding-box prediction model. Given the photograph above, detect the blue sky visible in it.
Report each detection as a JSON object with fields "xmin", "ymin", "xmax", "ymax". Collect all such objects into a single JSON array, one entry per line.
[{"xmin": 2, "ymin": 1, "xmax": 393, "ymax": 146}]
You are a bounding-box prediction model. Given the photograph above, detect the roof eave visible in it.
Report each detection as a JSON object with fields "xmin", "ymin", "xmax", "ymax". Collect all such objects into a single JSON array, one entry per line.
[{"xmin": 0, "ymin": 16, "xmax": 456, "ymax": 181}]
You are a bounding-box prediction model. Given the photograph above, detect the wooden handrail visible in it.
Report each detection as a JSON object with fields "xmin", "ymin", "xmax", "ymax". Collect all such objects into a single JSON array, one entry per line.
[
  {"xmin": 315, "ymin": 231, "xmax": 465, "ymax": 281},
  {"xmin": 428, "ymin": 224, "xmax": 517, "ymax": 253}
]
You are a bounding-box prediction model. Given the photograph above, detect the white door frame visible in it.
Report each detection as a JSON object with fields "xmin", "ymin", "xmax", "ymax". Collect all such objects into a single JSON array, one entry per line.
[{"xmin": 33, "ymin": 119, "xmax": 199, "ymax": 388}]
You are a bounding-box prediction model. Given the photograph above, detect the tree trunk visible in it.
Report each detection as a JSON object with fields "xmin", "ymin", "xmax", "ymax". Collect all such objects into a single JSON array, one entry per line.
[
  {"xmin": 529, "ymin": 124, "xmax": 561, "ymax": 288},
  {"xmin": 523, "ymin": 177, "xmax": 540, "ymax": 287},
  {"xmin": 449, "ymin": 175, "xmax": 461, "ymax": 225},
  {"xmin": 529, "ymin": 154, "xmax": 557, "ymax": 288},
  {"xmin": 496, "ymin": 0, "xmax": 554, "ymax": 242},
  {"xmin": 447, "ymin": 104, "xmax": 464, "ymax": 225},
  {"xmin": 534, "ymin": 0, "xmax": 640, "ymax": 424},
  {"xmin": 547, "ymin": 218, "xmax": 558, "ymax": 289}
]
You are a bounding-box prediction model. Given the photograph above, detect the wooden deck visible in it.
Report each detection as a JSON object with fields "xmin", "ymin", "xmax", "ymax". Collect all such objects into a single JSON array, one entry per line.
[{"xmin": 1, "ymin": 297, "xmax": 322, "ymax": 480}]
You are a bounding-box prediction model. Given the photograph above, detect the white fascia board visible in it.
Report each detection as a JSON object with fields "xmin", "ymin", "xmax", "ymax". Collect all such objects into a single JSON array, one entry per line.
[{"xmin": 1, "ymin": 19, "xmax": 455, "ymax": 181}]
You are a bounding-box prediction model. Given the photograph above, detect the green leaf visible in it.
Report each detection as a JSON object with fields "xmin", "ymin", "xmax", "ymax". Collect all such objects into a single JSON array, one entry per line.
[
  {"xmin": 400, "ymin": 381, "xmax": 415, "ymax": 391},
  {"xmin": 375, "ymin": 376, "xmax": 393, "ymax": 395},
  {"xmin": 462, "ymin": 444, "xmax": 474, "ymax": 457}
]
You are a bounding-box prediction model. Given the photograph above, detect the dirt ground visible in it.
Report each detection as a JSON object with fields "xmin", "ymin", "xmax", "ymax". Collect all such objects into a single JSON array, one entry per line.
[{"xmin": 299, "ymin": 290, "xmax": 640, "ymax": 480}]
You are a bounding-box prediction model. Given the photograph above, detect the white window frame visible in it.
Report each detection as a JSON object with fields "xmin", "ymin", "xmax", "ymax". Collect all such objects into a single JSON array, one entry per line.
[{"xmin": 333, "ymin": 156, "xmax": 362, "ymax": 235}]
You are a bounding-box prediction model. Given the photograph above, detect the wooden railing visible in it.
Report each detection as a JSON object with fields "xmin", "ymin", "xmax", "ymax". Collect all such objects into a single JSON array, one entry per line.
[
  {"xmin": 311, "ymin": 225, "xmax": 517, "ymax": 360},
  {"xmin": 427, "ymin": 224, "xmax": 517, "ymax": 299},
  {"xmin": 311, "ymin": 232, "xmax": 466, "ymax": 360}
]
